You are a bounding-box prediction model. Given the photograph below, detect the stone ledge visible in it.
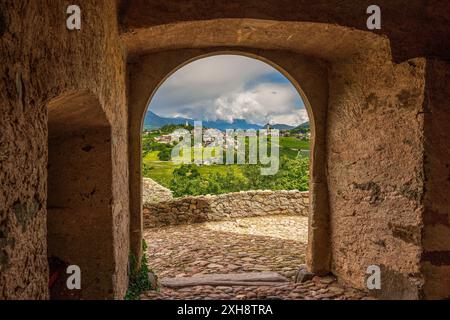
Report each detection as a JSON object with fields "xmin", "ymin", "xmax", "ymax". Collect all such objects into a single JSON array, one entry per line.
[
  {"xmin": 143, "ymin": 190, "xmax": 309, "ymax": 228},
  {"xmin": 160, "ymin": 272, "xmax": 289, "ymax": 288}
]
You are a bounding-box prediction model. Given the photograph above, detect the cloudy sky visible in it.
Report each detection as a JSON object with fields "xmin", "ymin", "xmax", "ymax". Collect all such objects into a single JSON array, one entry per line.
[{"xmin": 148, "ymin": 55, "xmax": 308, "ymax": 126}]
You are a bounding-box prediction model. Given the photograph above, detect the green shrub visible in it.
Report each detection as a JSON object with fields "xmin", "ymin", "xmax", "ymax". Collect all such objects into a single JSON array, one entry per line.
[
  {"xmin": 168, "ymin": 157, "xmax": 310, "ymax": 197},
  {"xmin": 158, "ymin": 147, "xmax": 172, "ymax": 161},
  {"xmin": 142, "ymin": 162, "xmax": 153, "ymax": 177},
  {"xmin": 124, "ymin": 240, "xmax": 155, "ymax": 300}
]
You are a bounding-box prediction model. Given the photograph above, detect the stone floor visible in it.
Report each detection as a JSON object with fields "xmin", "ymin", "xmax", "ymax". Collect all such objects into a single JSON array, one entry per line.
[{"xmin": 142, "ymin": 216, "xmax": 370, "ymax": 300}]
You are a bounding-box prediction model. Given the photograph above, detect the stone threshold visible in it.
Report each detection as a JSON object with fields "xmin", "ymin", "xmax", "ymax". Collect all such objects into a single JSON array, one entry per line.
[{"xmin": 160, "ymin": 272, "xmax": 290, "ymax": 288}]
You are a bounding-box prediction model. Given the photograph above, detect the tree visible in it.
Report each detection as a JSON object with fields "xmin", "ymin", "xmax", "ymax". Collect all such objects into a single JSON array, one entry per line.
[
  {"xmin": 142, "ymin": 163, "xmax": 153, "ymax": 177},
  {"xmin": 242, "ymin": 156, "xmax": 309, "ymax": 191},
  {"xmin": 158, "ymin": 147, "xmax": 172, "ymax": 161}
]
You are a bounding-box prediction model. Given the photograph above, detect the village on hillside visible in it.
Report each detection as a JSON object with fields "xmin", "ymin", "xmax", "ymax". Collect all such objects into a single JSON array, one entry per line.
[{"xmin": 145, "ymin": 123, "xmax": 311, "ymax": 148}]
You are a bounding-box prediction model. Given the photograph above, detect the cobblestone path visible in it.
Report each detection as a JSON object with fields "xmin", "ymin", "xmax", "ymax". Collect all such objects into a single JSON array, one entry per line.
[{"xmin": 142, "ymin": 216, "xmax": 370, "ymax": 300}]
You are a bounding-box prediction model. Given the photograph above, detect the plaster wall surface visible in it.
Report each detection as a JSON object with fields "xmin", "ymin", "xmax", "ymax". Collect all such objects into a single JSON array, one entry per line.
[
  {"xmin": 119, "ymin": 0, "xmax": 450, "ymax": 61},
  {"xmin": 48, "ymin": 124, "xmax": 114, "ymax": 299},
  {"xmin": 327, "ymin": 54, "xmax": 427, "ymax": 299}
]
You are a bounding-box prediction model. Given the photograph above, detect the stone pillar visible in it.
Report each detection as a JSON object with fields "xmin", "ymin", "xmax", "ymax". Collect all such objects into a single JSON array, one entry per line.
[{"xmin": 421, "ymin": 59, "xmax": 450, "ymax": 300}]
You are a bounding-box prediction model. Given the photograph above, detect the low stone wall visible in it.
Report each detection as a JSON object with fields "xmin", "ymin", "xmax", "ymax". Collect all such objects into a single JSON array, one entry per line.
[
  {"xmin": 142, "ymin": 178, "xmax": 173, "ymax": 204},
  {"xmin": 143, "ymin": 190, "xmax": 309, "ymax": 228}
]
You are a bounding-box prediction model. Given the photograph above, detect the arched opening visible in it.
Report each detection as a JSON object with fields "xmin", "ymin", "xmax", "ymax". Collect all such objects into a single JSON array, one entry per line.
[
  {"xmin": 128, "ymin": 48, "xmax": 332, "ymax": 278},
  {"xmin": 141, "ymin": 53, "xmax": 314, "ymax": 191},
  {"xmin": 136, "ymin": 53, "xmax": 334, "ymax": 299},
  {"xmin": 128, "ymin": 47, "xmax": 333, "ymax": 292},
  {"xmin": 126, "ymin": 18, "xmax": 434, "ymax": 299},
  {"xmin": 46, "ymin": 91, "xmax": 115, "ymax": 299}
]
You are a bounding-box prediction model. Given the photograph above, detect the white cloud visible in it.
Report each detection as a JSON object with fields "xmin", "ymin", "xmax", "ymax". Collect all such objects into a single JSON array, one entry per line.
[{"xmin": 149, "ymin": 55, "xmax": 308, "ymax": 126}]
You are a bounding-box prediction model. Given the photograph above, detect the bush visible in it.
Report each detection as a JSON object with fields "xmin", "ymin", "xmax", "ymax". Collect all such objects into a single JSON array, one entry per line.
[
  {"xmin": 167, "ymin": 156, "xmax": 310, "ymax": 198},
  {"xmin": 158, "ymin": 147, "xmax": 172, "ymax": 161},
  {"xmin": 124, "ymin": 240, "xmax": 155, "ymax": 300},
  {"xmin": 142, "ymin": 162, "xmax": 153, "ymax": 177},
  {"xmin": 242, "ymin": 156, "xmax": 309, "ymax": 191}
]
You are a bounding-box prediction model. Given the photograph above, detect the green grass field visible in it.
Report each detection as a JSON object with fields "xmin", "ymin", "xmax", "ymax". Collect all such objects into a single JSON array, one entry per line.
[
  {"xmin": 279, "ymin": 137, "xmax": 310, "ymax": 150},
  {"xmin": 143, "ymin": 151, "xmax": 160, "ymax": 162},
  {"xmin": 143, "ymin": 137, "xmax": 310, "ymax": 187}
]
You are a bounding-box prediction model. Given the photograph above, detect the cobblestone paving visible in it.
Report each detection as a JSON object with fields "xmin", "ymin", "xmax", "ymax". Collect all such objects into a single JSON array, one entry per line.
[{"xmin": 142, "ymin": 216, "xmax": 370, "ymax": 300}]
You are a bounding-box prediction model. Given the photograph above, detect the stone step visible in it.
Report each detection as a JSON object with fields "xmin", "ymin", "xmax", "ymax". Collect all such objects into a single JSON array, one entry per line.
[{"xmin": 160, "ymin": 272, "xmax": 290, "ymax": 288}]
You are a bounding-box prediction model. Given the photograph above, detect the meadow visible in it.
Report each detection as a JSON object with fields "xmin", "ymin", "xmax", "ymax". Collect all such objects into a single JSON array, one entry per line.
[
  {"xmin": 143, "ymin": 151, "xmax": 248, "ymax": 187},
  {"xmin": 142, "ymin": 130, "xmax": 310, "ymax": 195}
]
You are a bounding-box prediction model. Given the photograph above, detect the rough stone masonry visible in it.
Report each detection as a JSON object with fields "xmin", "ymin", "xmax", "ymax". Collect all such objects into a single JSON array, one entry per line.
[{"xmin": 143, "ymin": 190, "xmax": 309, "ymax": 228}]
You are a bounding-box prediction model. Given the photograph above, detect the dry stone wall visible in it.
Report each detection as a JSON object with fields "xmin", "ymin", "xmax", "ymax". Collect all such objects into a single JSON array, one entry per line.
[
  {"xmin": 143, "ymin": 190, "xmax": 309, "ymax": 228},
  {"xmin": 142, "ymin": 178, "xmax": 173, "ymax": 204}
]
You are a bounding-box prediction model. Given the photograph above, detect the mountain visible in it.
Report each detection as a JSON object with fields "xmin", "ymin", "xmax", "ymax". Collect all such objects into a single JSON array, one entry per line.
[
  {"xmin": 143, "ymin": 111, "xmax": 190, "ymax": 128},
  {"xmin": 296, "ymin": 122, "xmax": 310, "ymax": 129},
  {"xmin": 264, "ymin": 123, "xmax": 295, "ymax": 130},
  {"xmin": 203, "ymin": 119, "xmax": 262, "ymax": 131},
  {"xmin": 291, "ymin": 121, "xmax": 310, "ymax": 133},
  {"xmin": 144, "ymin": 111, "xmax": 263, "ymax": 131}
]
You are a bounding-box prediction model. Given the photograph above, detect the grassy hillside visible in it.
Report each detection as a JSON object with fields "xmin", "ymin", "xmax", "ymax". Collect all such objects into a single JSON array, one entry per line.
[{"xmin": 142, "ymin": 130, "xmax": 310, "ymax": 192}]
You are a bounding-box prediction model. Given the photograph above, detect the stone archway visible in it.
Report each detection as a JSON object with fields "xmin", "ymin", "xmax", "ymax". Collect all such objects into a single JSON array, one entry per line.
[
  {"xmin": 47, "ymin": 90, "xmax": 115, "ymax": 299},
  {"xmin": 1, "ymin": 0, "xmax": 448, "ymax": 301},
  {"xmin": 128, "ymin": 49, "xmax": 331, "ymax": 276},
  {"xmin": 125, "ymin": 19, "xmax": 433, "ymax": 299}
]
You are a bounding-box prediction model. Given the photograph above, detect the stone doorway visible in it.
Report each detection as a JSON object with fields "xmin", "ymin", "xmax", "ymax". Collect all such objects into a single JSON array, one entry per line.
[
  {"xmin": 136, "ymin": 54, "xmax": 337, "ymax": 299},
  {"xmin": 129, "ymin": 50, "xmax": 332, "ymax": 281},
  {"xmin": 46, "ymin": 91, "xmax": 115, "ymax": 299}
]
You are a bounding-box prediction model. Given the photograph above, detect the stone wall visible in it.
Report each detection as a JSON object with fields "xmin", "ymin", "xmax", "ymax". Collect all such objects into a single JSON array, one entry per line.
[
  {"xmin": 0, "ymin": 1, "xmax": 128, "ymax": 299},
  {"xmin": 142, "ymin": 178, "xmax": 173, "ymax": 204},
  {"xmin": 422, "ymin": 59, "xmax": 450, "ymax": 299},
  {"xmin": 143, "ymin": 190, "xmax": 309, "ymax": 228},
  {"xmin": 127, "ymin": 42, "xmax": 438, "ymax": 299},
  {"xmin": 119, "ymin": 0, "xmax": 450, "ymax": 62},
  {"xmin": 327, "ymin": 53, "xmax": 427, "ymax": 299}
]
